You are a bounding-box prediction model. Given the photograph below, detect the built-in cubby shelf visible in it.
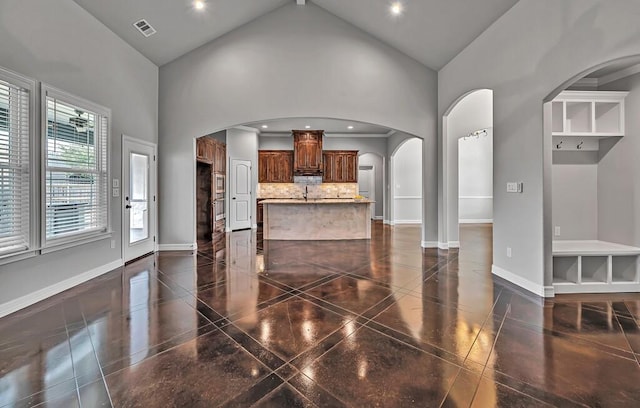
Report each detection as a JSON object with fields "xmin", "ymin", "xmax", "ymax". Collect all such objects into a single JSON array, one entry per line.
[
  {"xmin": 552, "ymin": 91, "xmax": 628, "ymax": 153},
  {"xmin": 552, "ymin": 240, "xmax": 640, "ymax": 294}
]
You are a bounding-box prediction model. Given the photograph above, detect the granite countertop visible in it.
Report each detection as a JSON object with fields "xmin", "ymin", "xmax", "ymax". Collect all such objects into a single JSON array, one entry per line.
[{"xmin": 260, "ymin": 198, "xmax": 374, "ymax": 204}]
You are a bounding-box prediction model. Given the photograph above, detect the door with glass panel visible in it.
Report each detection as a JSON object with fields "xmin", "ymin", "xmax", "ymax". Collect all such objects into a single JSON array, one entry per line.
[{"xmin": 123, "ymin": 136, "xmax": 156, "ymax": 262}]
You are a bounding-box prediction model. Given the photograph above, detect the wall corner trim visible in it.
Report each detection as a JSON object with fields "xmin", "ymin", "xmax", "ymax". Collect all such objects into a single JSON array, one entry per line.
[
  {"xmin": 421, "ymin": 241, "xmax": 439, "ymax": 248},
  {"xmin": 157, "ymin": 243, "xmax": 197, "ymax": 251},
  {"xmin": 0, "ymin": 258, "xmax": 124, "ymax": 319},
  {"xmin": 491, "ymin": 264, "xmax": 549, "ymax": 297}
]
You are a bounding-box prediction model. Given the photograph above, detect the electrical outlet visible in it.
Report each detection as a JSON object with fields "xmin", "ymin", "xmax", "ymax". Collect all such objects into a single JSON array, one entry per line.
[
  {"xmin": 110, "ymin": 239, "xmax": 116, "ymax": 249},
  {"xmin": 112, "ymin": 188, "xmax": 120, "ymax": 197},
  {"xmin": 507, "ymin": 247, "xmax": 512, "ymax": 258},
  {"xmin": 554, "ymin": 226, "xmax": 561, "ymax": 237}
]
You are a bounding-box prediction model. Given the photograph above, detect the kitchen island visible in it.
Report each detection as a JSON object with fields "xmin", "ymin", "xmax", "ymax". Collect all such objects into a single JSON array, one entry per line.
[{"xmin": 261, "ymin": 199, "xmax": 373, "ymax": 240}]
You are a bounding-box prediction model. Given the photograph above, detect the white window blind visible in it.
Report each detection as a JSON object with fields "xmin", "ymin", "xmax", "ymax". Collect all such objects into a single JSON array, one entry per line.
[
  {"xmin": 44, "ymin": 89, "xmax": 109, "ymax": 245},
  {"xmin": 0, "ymin": 75, "xmax": 31, "ymax": 257}
]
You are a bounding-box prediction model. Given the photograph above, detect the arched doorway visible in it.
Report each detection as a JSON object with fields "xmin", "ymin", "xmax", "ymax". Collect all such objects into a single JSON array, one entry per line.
[
  {"xmin": 390, "ymin": 137, "xmax": 423, "ymax": 225},
  {"xmin": 441, "ymin": 89, "xmax": 494, "ymax": 249},
  {"xmin": 543, "ymin": 55, "xmax": 640, "ymax": 292}
]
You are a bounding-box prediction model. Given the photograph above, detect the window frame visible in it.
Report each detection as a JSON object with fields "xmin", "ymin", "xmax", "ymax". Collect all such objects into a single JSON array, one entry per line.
[
  {"xmin": 0, "ymin": 66, "xmax": 37, "ymax": 264},
  {"xmin": 40, "ymin": 84, "xmax": 111, "ymax": 253}
]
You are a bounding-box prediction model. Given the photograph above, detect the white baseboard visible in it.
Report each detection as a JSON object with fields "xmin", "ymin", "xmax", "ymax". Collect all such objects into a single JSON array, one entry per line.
[
  {"xmin": 491, "ymin": 264, "xmax": 553, "ymax": 298},
  {"xmin": 0, "ymin": 258, "xmax": 124, "ymax": 319},
  {"xmin": 421, "ymin": 241, "xmax": 439, "ymax": 248},
  {"xmin": 459, "ymin": 219, "xmax": 493, "ymax": 224},
  {"xmin": 157, "ymin": 243, "xmax": 196, "ymax": 251},
  {"xmin": 437, "ymin": 242, "xmax": 449, "ymax": 250},
  {"xmin": 373, "ymin": 216, "xmax": 383, "ymax": 220},
  {"xmin": 448, "ymin": 241, "xmax": 460, "ymax": 249},
  {"xmin": 393, "ymin": 220, "xmax": 421, "ymax": 225}
]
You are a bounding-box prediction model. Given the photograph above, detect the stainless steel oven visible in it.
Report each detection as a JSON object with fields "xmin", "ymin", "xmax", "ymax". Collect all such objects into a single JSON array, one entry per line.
[
  {"xmin": 214, "ymin": 173, "xmax": 225, "ymax": 201},
  {"xmin": 214, "ymin": 199, "xmax": 225, "ymax": 221}
]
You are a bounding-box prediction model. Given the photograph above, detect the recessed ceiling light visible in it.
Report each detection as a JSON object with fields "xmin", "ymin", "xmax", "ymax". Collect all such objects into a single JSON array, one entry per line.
[
  {"xmin": 305, "ymin": 125, "xmax": 311, "ymax": 129},
  {"xmin": 194, "ymin": 0, "xmax": 205, "ymax": 10},
  {"xmin": 347, "ymin": 126, "xmax": 354, "ymax": 130},
  {"xmin": 261, "ymin": 125, "xmax": 268, "ymax": 129},
  {"xmin": 390, "ymin": 2, "xmax": 403, "ymax": 16}
]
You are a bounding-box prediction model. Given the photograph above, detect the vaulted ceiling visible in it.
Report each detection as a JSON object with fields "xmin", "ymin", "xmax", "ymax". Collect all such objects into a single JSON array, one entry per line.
[{"xmin": 72, "ymin": 0, "xmax": 519, "ymax": 70}]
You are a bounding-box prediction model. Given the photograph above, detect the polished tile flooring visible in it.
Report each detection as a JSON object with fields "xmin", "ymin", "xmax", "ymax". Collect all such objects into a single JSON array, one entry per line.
[{"xmin": 2, "ymin": 223, "xmax": 640, "ymax": 407}]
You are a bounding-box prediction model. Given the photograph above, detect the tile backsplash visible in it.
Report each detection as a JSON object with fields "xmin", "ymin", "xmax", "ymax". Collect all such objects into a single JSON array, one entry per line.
[{"xmin": 257, "ymin": 183, "xmax": 358, "ymax": 199}]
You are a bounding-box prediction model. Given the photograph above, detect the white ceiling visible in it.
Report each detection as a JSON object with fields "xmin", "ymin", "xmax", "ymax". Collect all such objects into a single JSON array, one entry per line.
[
  {"xmin": 243, "ymin": 118, "xmax": 392, "ymax": 135},
  {"xmin": 72, "ymin": 0, "xmax": 519, "ymax": 70}
]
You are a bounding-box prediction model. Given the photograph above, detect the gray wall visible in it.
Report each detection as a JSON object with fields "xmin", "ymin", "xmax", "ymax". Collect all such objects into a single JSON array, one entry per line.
[
  {"xmin": 458, "ymin": 130, "xmax": 493, "ymax": 222},
  {"xmin": 358, "ymin": 153, "xmax": 384, "ymax": 218},
  {"xmin": 0, "ymin": 0, "xmax": 158, "ymax": 306},
  {"xmin": 597, "ymin": 72, "xmax": 640, "ymax": 246},
  {"xmin": 552, "ymin": 162, "xmax": 599, "ymax": 240},
  {"xmin": 159, "ymin": 2, "xmax": 438, "ymax": 247},
  {"xmin": 393, "ymin": 138, "xmax": 423, "ymax": 223},
  {"xmin": 438, "ymin": 0, "xmax": 640, "ymax": 291}
]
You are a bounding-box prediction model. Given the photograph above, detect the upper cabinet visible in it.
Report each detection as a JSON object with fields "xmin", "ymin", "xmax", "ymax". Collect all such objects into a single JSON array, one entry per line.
[
  {"xmin": 323, "ymin": 151, "xmax": 358, "ymax": 183},
  {"xmin": 197, "ymin": 137, "xmax": 226, "ymax": 173},
  {"xmin": 293, "ymin": 130, "xmax": 323, "ymax": 175},
  {"xmin": 259, "ymin": 150, "xmax": 294, "ymax": 183},
  {"xmin": 552, "ymin": 91, "xmax": 628, "ymax": 152},
  {"xmin": 196, "ymin": 137, "xmax": 214, "ymax": 163},
  {"xmin": 214, "ymin": 142, "xmax": 226, "ymax": 174}
]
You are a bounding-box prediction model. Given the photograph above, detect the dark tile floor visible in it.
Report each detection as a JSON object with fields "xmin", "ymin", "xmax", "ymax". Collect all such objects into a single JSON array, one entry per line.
[{"xmin": 1, "ymin": 223, "xmax": 640, "ymax": 407}]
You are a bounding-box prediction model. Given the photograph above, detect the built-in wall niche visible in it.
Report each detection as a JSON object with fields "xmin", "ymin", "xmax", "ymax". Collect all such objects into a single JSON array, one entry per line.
[
  {"xmin": 552, "ymin": 241, "xmax": 640, "ymax": 294},
  {"xmin": 552, "ymin": 91, "xmax": 628, "ymax": 157}
]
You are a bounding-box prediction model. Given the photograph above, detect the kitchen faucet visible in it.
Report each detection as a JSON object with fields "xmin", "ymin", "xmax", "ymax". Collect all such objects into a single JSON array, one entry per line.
[{"xmin": 303, "ymin": 185, "xmax": 308, "ymax": 201}]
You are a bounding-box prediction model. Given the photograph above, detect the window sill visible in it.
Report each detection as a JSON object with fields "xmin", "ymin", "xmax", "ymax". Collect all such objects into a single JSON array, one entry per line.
[
  {"xmin": 0, "ymin": 250, "xmax": 38, "ymax": 266},
  {"xmin": 42, "ymin": 231, "xmax": 112, "ymax": 255}
]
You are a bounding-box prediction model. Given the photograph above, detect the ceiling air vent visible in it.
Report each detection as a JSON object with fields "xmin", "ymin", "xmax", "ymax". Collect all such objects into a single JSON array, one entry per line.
[{"xmin": 133, "ymin": 19, "xmax": 156, "ymax": 38}]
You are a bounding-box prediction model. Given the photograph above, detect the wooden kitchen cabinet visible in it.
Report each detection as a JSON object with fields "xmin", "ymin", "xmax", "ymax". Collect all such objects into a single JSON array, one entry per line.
[
  {"xmin": 256, "ymin": 200, "xmax": 264, "ymax": 225},
  {"xmin": 197, "ymin": 137, "xmax": 226, "ymax": 173},
  {"xmin": 293, "ymin": 130, "xmax": 323, "ymax": 175},
  {"xmin": 258, "ymin": 150, "xmax": 294, "ymax": 183},
  {"xmin": 323, "ymin": 150, "xmax": 358, "ymax": 183},
  {"xmin": 214, "ymin": 142, "xmax": 226, "ymax": 173},
  {"xmin": 196, "ymin": 137, "xmax": 214, "ymax": 163}
]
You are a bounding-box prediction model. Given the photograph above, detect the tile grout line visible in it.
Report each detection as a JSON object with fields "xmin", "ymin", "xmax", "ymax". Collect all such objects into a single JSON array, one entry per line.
[
  {"xmin": 80, "ymin": 308, "xmax": 114, "ymax": 408},
  {"xmin": 61, "ymin": 304, "xmax": 83, "ymax": 408},
  {"xmin": 468, "ymin": 303, "xmax": 510, "ymax": 406}
]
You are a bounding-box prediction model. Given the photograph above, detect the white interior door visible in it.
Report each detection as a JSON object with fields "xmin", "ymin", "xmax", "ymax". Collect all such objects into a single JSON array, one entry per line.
[
  {"xmin": 358, "ymin": 167, "xmax": 375, "ymax": 218},
  {"xmin": 123, "ymin": 136, "xmax": 156, "ymax": 262},
  {"xmin": 230, "ymin": 159, "xmax": 252, "ymax": 230}
]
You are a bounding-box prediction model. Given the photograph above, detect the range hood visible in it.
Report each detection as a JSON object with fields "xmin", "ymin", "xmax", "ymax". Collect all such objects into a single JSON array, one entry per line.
[{"xmin": 293, "ymin": 130, "xmax": 323, "ymax": 176}]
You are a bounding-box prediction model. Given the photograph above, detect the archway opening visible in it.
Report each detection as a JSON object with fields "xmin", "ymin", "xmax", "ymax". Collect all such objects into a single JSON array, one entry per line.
[
  {"xmin": 441, "ymin": 89, "xmax": 494, "ymax": 250},
  {"xmin": 543, "ymin": 55, "xmax": 640, "ymax": 296},
  {"xmin": 390, "ymin": 137, "xmax": 423, "ymax": 226}
]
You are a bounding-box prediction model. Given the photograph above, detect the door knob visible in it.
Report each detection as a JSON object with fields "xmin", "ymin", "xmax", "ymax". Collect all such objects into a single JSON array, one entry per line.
[
  {"xmin": 232, "ymin": 197, "xmax": 236, "ymax": 200},
  {"xmin": 125, "ymin": 205, "xmax": 132, "ymax": 209}
]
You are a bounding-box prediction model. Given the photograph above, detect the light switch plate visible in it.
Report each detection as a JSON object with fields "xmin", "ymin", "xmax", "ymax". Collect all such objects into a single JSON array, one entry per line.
[
  {"xmin": 554, "ymin": 226, "xmax": 561, "ymax": 237},
  {"xmin": 506, "ymin": 182, "xmax": 523, "ymax": 193},
  {"xmin": 112, "ymin": 179, "xmax": 119, "ymax": 188},
  {"xmin": 112, "ymin": 188, "xmax": 120, "ymax": 197}
]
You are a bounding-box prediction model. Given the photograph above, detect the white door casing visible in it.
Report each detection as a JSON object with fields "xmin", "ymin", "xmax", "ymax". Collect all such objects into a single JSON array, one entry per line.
[
  {"xmin": 123, "ymin": 135, "xmax": 157, "ymax": 262},
  {"xmin": 230, "ymin": 159, "xmax": 252, "ymax": 230}
]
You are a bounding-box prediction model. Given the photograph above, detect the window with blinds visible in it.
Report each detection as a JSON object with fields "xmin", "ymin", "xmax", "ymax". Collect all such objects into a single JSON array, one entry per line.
[
  {"xmin": 0, "ymin": 74, "xmax": 31, "ymax": 258},
  {"xmin": 44, "ymin": 89, "xmax": 109, "ymax": 244}
]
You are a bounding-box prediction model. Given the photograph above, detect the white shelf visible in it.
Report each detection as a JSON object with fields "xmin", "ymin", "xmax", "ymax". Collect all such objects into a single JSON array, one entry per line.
[
  {"xmin": 552, "ymin": 240, "xmax": 640, "ymax": 294},
  {"xmin": 551, "ymin": 91, "xmax": 628, "ymax": 152}
]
